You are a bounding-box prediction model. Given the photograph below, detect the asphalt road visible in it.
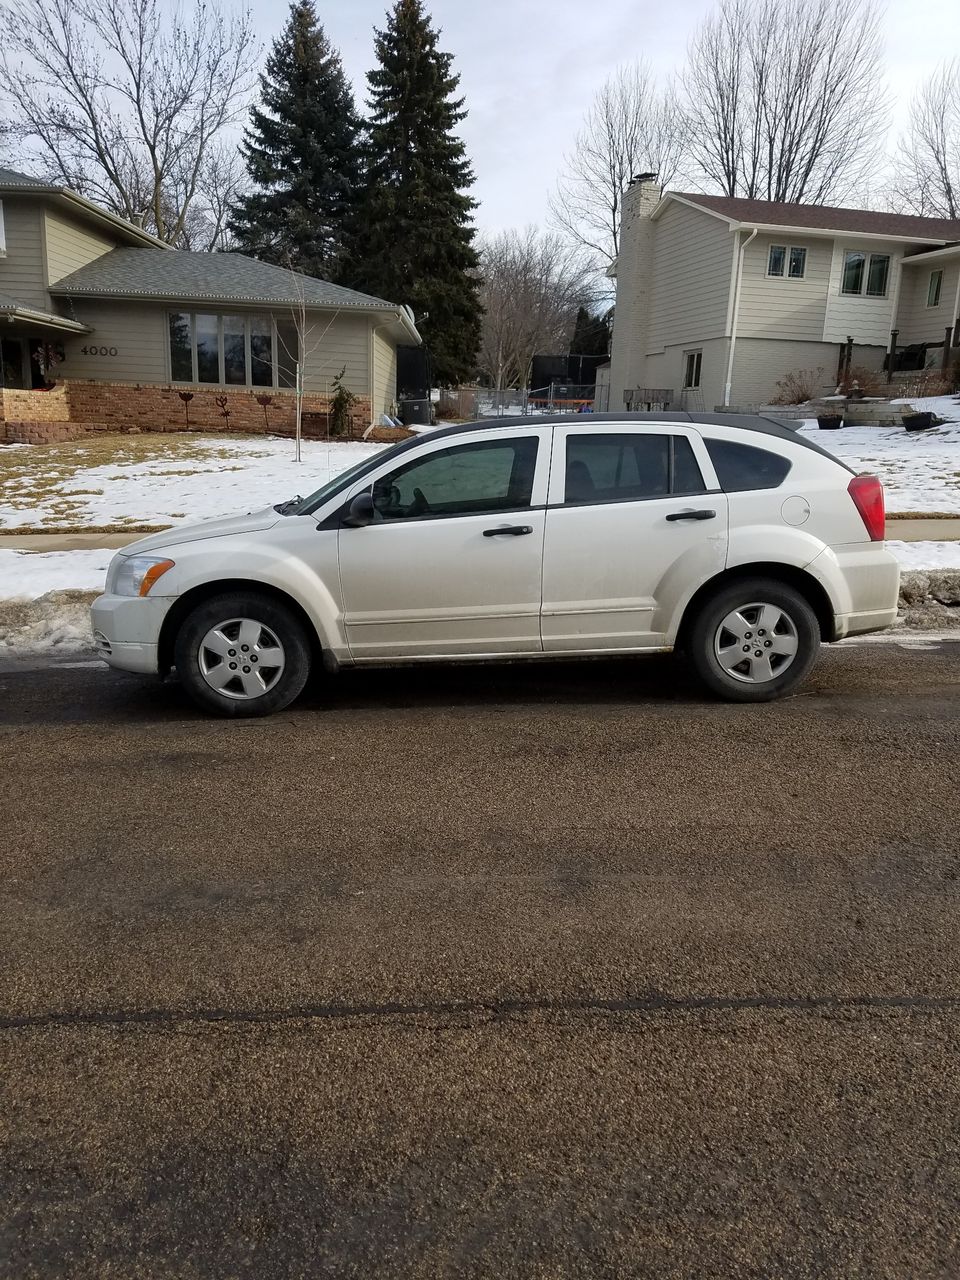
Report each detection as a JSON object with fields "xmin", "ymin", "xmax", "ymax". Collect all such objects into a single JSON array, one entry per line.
[{"xmin": 2, "ymin": 642, "xmax": 960, "ymax": 1278}]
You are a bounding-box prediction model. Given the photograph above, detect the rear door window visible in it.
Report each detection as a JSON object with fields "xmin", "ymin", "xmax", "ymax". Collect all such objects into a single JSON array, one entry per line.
[
  {"xmin": 564, "ymin": 433, "xmax": 706, "ymax": 504},
  {"xmin": 705, "ymin": 439, "xmax": 792, "ymax": 491}
]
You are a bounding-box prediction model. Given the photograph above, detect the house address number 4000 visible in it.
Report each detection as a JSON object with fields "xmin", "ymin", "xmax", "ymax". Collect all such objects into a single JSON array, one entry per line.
[{"xmin": 80, "ymin": 345, "xmax": 119, "ymax": 357}]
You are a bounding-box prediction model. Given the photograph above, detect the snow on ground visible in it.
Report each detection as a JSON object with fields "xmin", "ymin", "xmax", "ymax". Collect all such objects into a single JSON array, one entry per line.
[
  {"xmin": 885, "ymin": 540, "xmax": 960, "ymax": 571},
  {"xmin": 0, "ymin": 435, "xmax": 384, "ymax": 530},
  {"xmin": 0, "ymin": 548, "xmax": 112, "ymax": 599},
  {"xmin": 797, "ymin": 396, "xmax": 960, "ymax": 514}
]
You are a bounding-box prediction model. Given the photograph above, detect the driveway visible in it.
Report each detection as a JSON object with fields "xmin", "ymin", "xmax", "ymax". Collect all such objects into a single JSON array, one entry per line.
[{"xmin": 2, "ymin": 642, "xmax": 960, "ymax": 1277}]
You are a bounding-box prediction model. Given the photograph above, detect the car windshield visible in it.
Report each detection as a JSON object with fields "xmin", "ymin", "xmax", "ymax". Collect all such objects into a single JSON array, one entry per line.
[{"xmin": 290, "ymin": 443, "xmax": 410, "ymax": 516}]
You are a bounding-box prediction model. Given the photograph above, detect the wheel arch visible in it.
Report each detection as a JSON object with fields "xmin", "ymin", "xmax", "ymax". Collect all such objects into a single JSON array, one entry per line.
[
  {"xmin": 675, "ymin": 562, "xmax": 835, "ymax": 649},
  {"xmin": 158, "ymin": 579, "xmax": 325, "ymax": 676}
]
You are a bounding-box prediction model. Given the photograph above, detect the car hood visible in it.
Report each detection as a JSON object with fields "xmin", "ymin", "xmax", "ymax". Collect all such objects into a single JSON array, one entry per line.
[{"xmin": 117, "ymin": 507, "xmax": 284, "ymax": 556}]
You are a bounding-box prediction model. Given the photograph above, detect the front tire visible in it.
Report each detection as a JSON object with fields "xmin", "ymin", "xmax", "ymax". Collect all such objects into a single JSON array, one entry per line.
[
  {"xmin": 174, "ymin": 591, "xmax": 311, "ymax": 717},
  {"xmin": 687, "ymin": 578, "xmax": 820, "ymax": 702}
]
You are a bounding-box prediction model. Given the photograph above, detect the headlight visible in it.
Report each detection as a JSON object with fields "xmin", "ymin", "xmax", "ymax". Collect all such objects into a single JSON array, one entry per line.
[{"xmin": 108, "ymin": 554, "xmax": 176, "ymax": 597}]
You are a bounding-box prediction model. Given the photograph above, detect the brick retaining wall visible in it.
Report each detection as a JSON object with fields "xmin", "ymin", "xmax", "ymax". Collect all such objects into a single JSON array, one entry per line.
[{"xmin": 0, "ymin": 379, "xmax": 371, "ymax": 444}]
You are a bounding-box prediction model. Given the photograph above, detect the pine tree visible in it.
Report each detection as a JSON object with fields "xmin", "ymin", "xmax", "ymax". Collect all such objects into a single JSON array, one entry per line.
[
  {"xmin": 228, "ymin": 1, "xmax": 361, "ymax": 281},
  {"xmin": 345, "ymin": 0, "xmax": 481, "ymax": 386},
  {"xmin": 569, "ymin": 307, "xmax": 611, "ymax": 358}
]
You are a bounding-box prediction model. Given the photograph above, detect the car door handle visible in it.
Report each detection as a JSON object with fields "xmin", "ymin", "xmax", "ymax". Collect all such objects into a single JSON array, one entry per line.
[
  {"xmin": 483, "ymin": 524, "xmax": 533, "ymax": 537},
  {"xmin": 665, "ymin": 509, "xmax": 717, "ymax": 522}
]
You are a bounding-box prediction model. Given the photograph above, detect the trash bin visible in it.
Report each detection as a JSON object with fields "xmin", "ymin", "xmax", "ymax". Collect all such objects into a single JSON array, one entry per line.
[{"xmin": 399, "ymin": 397, "xmax": 431, "ymax": 426}]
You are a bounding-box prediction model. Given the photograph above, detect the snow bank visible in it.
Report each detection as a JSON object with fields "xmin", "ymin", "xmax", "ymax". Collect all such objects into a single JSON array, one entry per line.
[{"xmin": 0, "ymin": 590, "xmax": 97, "ymax": 655}]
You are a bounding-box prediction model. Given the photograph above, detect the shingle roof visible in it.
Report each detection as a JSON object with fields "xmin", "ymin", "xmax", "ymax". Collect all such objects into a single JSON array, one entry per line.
[
  {"xmin": 672, "ymin": 192, "xmax": 960, "ymax": 242},
  {"xmin": 0, "ymin": 289, "xmax": 90, "ymax": 331},
  {"xmin": 0, "ymin": 166, "xmax": 51, "ymax": 188},
  {"xmin": 49, "ymin": 247, "xmax": 401, "ymax": 310}
]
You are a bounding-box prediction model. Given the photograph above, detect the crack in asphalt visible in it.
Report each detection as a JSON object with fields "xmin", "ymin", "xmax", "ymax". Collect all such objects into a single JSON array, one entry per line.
[{"xmin": 3, "ymin": 990, "xmax": 960, "ymax": 1032}]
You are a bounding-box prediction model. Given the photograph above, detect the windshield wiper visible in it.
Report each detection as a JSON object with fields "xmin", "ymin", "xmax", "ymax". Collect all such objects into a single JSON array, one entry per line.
[{"xmin": 273, "ymin": 495, "xmax": 303, "ymax": 515}]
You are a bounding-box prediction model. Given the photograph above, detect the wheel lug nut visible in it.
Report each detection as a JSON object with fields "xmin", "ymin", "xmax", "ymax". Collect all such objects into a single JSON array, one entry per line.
[
  {"xmin": 758, "ymin": 629, "xmax": 765, "ymax": 636},
  {"xmin": 755, "ymin": 650, "xmax": 762, "ymax": 657},
  {"xmin": 745, "ymin": 632, "xmax": 752, "ymax": 639},
  {"xmin": 764, "ymin": 640, "xmax": 772, "ymax": 648},
  {"xmin": 241, "ymin": 644, "xmax": 249, "ymax": 652},
  {"xmin": 229, "ymin": 649, "xmax": 236, "ymax": 656},
  {"xmin": 229, "ymin": 662, "xmax": 237, "ymax": 670},
  {"xmin": 743, "ymin": 645, "xmax": 751, "ymax": 652},
  {"xmin": 243, "ymin": 665, "xmax": 250, "ymax": 673}
]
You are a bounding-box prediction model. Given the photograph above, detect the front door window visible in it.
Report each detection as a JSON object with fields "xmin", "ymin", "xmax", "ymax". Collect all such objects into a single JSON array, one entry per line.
[{"xmin": 370, "ymin": 437, "xmax": 539, "ymax": 521}]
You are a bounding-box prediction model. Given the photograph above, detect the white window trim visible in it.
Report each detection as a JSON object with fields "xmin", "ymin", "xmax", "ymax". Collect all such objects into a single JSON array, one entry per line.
[
  {"xmin": 765, "ymin": 243, "xmax": 807, "ymax": 280},
  {"xmin": 682, "ymin": 349, "xmax": 702, "ymax": 390},
  {"xmin": 927, "ymin": 269, "xmax": 943, "ymax": 309},
  {"xmin": 840, "ymin": 249, "xmax": 891, "ymax": 299},
  {"xmin": 0, "ymin": 199, "xmax": 6, "ymax": 255}
]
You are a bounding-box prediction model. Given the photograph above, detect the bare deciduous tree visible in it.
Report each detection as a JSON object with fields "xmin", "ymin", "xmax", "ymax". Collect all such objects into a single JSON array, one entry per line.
[
  {"xmin": 893, "ymin": 60, "xmax": 960, "ymax": 219},
  {"xmin": 478, "ymin": 229, "xmax": 596, "ymax": 391},
  {"xmin": 682, "ymin": 0, "xmax": 889, "ymax": 205},
  {"xmin": 0, "ymin": 0, "xmax": 257, "ymax": 246},
  {"xmin": 550, "ymin": 62, "xmax": 686, "ymax": 271}
]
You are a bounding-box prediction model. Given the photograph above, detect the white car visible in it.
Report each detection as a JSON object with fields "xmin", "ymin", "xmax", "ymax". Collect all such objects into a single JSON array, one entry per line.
[{"xmin": 92, "ymin": 413, "xmax": 900, "ymax": 717}]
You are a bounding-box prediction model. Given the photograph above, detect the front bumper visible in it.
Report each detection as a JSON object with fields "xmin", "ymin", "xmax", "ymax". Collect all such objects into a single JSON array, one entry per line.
[{"xmin": 90, "ymin": 593, "xmax": 174, "ymax": 675}]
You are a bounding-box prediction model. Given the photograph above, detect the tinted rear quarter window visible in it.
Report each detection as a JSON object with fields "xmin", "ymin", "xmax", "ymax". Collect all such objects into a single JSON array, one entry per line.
[{"xmin": 705, "ymin": 439, "xmax": 792, "ymax": 491}]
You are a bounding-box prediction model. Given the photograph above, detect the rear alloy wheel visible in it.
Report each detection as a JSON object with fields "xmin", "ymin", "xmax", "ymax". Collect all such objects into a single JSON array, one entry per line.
[
  {"xmin": 688, "ymin": 578, "xmax": 820, "ymax": 702},
  {"xmin": 175, "ymin": 591, "xmax": 311, "ymax": 717}
]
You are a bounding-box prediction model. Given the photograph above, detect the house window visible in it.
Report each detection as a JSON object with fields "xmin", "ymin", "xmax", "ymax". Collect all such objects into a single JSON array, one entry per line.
[
  {"xmin": 168, "ymin": 312, "xmax": 299, "ymax": 387},
  {"xmin": 928, "ymin": 270, "xmax": 943, "ymax": 308},
  {"xmin": 0, "ymin": 200, "xmax": 6, "ymax": 256},
  {"xmin": 683, "ymin": 350, "xmax": 702, "ymax": 389},
  {"xmin": 841, "ymin": 250, "xmax": 891, "ymax": 298},
  {"xmin": 766, "ymin": 245, "xmax": 807, "ymax": 279}
]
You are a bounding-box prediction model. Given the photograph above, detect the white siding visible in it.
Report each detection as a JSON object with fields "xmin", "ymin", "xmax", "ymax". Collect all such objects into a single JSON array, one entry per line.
[
  {"xmin": 44, "ymin": 210, "xmax": 113, "ymax": 284},
  {"xmin": 822, "ymin": 239, "xmax": 904, "ymax": 345},
  {"xmin": 646, "ymin": 200, "xmax": 735, "ymax": 352},
  {"xmin": 896, "ymin": 259, "xmax": 960, "ymax": 345},
  {"xmin": 737, "ymin": 235, "xmax": 832, "ymax": 341},
  {"xmin": 0, "ymin": 199, "xmax": 49, "ymax": 308}
]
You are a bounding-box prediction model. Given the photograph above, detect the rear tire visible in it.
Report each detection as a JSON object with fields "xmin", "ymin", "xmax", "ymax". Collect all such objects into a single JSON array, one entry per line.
[
  {"xmin": 174, "ymin": 591, "xmax": 311, "ymax": 717},
  {"xmin": 687, "ymin": 577, "xmax": 820, "ymax": 703}
]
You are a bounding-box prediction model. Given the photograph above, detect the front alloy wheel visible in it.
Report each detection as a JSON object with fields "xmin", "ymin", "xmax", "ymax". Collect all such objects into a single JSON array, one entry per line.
[
  {"xmin": 175, "ymin": 591, "xmax": 311, "ymax": 717},
  {"xmin": 197, "ymin": 617, "xmax": 286, "ymax": 701}
]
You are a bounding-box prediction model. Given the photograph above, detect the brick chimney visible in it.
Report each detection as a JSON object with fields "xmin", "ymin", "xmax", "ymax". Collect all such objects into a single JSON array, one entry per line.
[{"xmin": 609, "ymin": 173, "xmax": 662, "ymax": 409}]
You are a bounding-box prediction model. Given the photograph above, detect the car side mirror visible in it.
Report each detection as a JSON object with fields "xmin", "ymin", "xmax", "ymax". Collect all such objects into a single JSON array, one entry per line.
[{"xmin": 343, "ymin": 491, "xmax": 375, "ymax": 528}]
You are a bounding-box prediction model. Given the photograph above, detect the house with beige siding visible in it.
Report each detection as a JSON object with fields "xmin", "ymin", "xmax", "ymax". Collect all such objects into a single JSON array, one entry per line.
[
  {"xmin": 607, "ymin": 177, "xmax": 960, "ymax": 413},
  {"xmin": 0, "ymin": 167, "xmax": 420, "ymax": 443}
]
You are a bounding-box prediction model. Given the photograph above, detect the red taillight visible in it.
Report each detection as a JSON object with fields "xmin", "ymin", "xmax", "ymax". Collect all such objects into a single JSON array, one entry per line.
[{"xmin": 847, "ymin": 473, "xmax": 885, "ymax": 541}]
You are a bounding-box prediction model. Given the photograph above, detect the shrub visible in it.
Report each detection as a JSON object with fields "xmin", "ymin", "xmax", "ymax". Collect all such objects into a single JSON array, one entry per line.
[
  {"xmin": 771, "ymin": 367, "xmax": 825, "ymax": 404},
  {"xmin": 329, "ymin": 367, "xmax": 357, "ymax": 436}
]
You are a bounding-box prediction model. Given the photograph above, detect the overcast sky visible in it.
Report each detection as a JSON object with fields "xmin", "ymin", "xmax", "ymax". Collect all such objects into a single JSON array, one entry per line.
[{"xmin": 249, "ymin": 0, "xmax": 960, "ymax": 233}]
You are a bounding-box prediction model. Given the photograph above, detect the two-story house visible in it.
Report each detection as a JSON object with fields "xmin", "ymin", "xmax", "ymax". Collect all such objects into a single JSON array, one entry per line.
[
  {"xmin": 0, "ymin": 167, "xmax": 420, "ymax": 441},
  {"xmin": 607, "ymin": 177, "xmax": 960, "ymax": 412}
]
